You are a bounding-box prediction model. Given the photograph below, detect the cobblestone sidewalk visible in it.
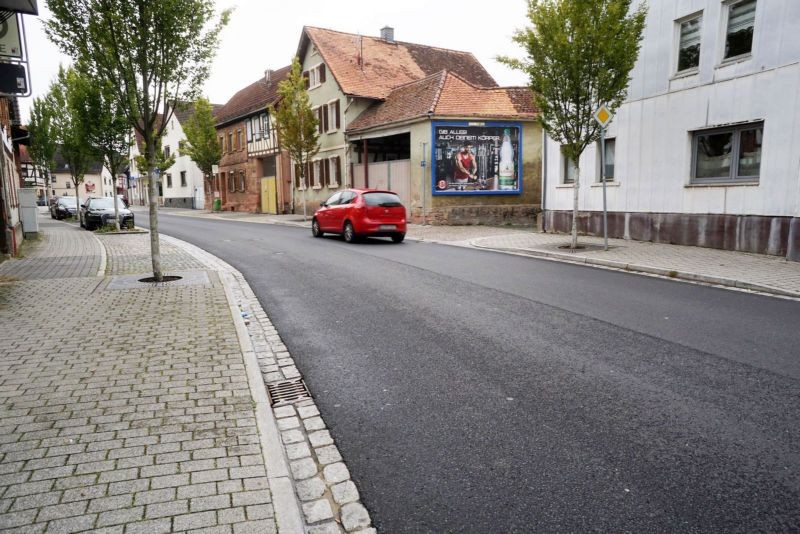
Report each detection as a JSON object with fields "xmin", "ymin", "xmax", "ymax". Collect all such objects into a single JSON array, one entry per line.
[{"xmin": 0, "ymin": 216, "xmax": 374, "ymax": 533}]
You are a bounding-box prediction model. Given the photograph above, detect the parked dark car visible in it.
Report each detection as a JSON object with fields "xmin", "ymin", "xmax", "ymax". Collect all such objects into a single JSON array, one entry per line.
[
  {"xmin": 50, "ymin": 196, "xmax": 78, "ymax": 220},
  {"xmin": 80, "ymin": 197, "xmax": 134, "ymax": 230},
  {"xmin": 312, "ymin": 188, "xmax": 406, "ymax": 243}
]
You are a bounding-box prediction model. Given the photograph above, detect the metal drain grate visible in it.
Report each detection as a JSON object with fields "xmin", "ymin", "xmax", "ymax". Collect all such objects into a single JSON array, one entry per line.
[{"xmin": 266, "ymin": 379, "xmax": 312, "ymax": 406}]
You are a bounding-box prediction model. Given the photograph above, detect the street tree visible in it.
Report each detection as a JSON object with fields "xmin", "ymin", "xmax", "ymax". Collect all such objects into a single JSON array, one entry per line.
[
  {"xmin": 79, "ymin": 70, "xmax": 131, "ymax": 231},
  {"xmin": 27, "ymin": 97, "xmax": 57, "ymax": 204},
  {"xmin": 44, "ymin": 0, "xmax": 230, "ymax": 281},
  {"xmin": 134, "ymin": 135, "xmax": 176, "ymax": 178},
  {"xmin": 500, "ymin": 0, "xmax": 647, "ymax": 248},
  {"xmin": 47, "ymin": 65, "xmax": 97, "ymax": 221},
  {"xmin": 181, "ymin": 97, "xmax": 221, "ymax": 206},
  {"xmin": 270, "ymin": 58, "xmax": 319, "ymax": 221}
]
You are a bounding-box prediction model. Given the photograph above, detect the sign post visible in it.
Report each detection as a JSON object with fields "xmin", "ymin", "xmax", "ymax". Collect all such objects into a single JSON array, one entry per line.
[{"xmin": 593, "ymin": 104, "xmax": 613, "ymax": 251}]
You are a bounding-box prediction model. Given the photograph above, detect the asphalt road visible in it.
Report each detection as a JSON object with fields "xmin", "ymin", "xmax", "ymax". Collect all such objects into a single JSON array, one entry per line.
[{"xmin": 144, "ymin": 214, "xmax": 800, "ymax": 532}]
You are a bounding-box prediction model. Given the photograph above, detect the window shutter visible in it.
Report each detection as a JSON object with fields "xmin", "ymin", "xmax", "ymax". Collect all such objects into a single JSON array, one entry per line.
[
  {"xmin": 303, "ymin": 71, "xmax": 310, "ymax": 89},
  {"xmin": 309, "ymin": 162, "xmax": 315, "ymax": 187},
  {"xmin": 335, "ymin": 100, "xmax": 341, "ymax": 130},
  {"xmin": 319, "ymin": 64, "xmax": 326, "ymax": 83},
  {"xmin": 294, "ymin": 164, "xmax": 301, "ymax": 188},
  {"xmin": 336, "ymin": 156, "xmax": 342, "ymax": 185},
  {"xmin": 322, "ymin": 104, "xmax": 329, "ymax": 133},
  {"xmin": 323, "ymin": 159, "xmax": 330, "ymax": 187}
]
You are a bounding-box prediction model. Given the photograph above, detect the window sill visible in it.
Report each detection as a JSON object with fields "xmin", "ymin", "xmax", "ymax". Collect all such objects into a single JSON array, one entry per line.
[
  {"xmin": 717, "ymin": 53, "xmax": 752, "ymax": 69},
  {"xmin": 670, "ymin": 69, "xmax": 698, "ymax": 81},
  {"xmin": 590, "ymin": 181, "xmax": 620, "ymax": 188},
  {"xmin": 685, "ymin": 181, "xmax": 759, "ymax": 188},
  {"xmin": 328, "ymin": 183, "xmax": 339, "ymax": 189},
  {"xmin": 556, "ymin": 183, "xmax": 576, "ymax": 189},
  {"xmin": 312, "ymin": 185, "xmax": 322, "ymax": 190}
]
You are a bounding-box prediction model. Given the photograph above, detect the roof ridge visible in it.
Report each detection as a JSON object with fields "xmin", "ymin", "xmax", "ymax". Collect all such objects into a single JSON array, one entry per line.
[
  {"xmin": 305, "ymin": 26, "xmax": 482, "ymax": 57},
  {"xmin": 429, "ymin": 70, "xmax": 448, "ymax": 114}
]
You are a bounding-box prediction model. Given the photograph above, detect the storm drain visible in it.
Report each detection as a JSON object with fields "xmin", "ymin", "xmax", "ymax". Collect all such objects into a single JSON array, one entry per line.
[{"xmin": 266, "ymin": 379, "xmax": 312, "ymax": 406}]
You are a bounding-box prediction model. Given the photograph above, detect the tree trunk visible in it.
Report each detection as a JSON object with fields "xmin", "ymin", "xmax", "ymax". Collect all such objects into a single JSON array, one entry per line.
[
  {"xmin": 74, "ymin": 181, "xmax": 81, "ymax": 226},
  {"xmin": 145, "ymin": 135, "xmax": 162, "ymax": 281},
  {"xmin": 571, "ymin": 166, "xmax": 580, "ymax": 249},
  {"xmin": 112, "ymin": 174, "xmax": 121, "ymax": 232},
  {"xmin": 301, "ymin": 162, "xmax": 307, "ymax": 221}
]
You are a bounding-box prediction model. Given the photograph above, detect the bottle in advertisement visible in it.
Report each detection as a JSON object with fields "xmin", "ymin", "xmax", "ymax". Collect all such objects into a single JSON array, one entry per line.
[{"xmin": 498, "ymin": 128, "xmax": 515, "ymax": 190}]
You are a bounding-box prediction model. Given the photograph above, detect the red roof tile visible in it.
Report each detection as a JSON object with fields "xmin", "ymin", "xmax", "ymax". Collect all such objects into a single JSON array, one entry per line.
[
  {"xmin": 215, "ymin": 65, "xmax": 291, "ymax": 126},
  {"xmin": 300, "ymin": 27, "xmax": 497, "ymax": 100},
  {"xmin": 347, "ymin": 71, "xmax": 537, "ymax": 132}
]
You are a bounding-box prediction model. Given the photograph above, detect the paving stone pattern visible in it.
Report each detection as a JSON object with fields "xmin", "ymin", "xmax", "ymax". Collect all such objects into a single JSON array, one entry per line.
[
  {"xmin": 98, "ymin": 234, "xmax": 206, "ymax": 276},
  {"xmin": 0, "ymin": 220, "xmax": 277, "ymax": 533},
  {"xmin": 0, "ymin": 220, "xmax": 102, "ymax": 280},
  {"xmin": 164, "ymin": 236, "xmax": 376, "ymax": 533}
]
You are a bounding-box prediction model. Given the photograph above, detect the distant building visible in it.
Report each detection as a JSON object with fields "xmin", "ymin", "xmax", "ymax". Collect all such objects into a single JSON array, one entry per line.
[
  {"xmin": 213, "ymin": 66, "xmax": 292, "ymax": 213},
  {"xmin": 294, "ymin": 26, "xmax": 540, "ymax": 225},
  {"xmin": 542, "ymin": 0, "xmax": 800, "ymax": 260},
  {"xmin": 49, "ymin": 150, "xmax": 111, "ymax": 201}
]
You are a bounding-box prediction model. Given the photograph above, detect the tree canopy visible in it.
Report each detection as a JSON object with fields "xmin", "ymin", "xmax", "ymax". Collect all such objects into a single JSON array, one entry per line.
[
  {"xmin": 181, "ymin": 97, "xmax": 221, "ymax": 193},
  {"xmin": 500, "ymin": 0, "xmax": 647, "ymax": 247},
  {"xmin": 270, "ymin": 58, "xmax": 319, "ymax": 219},
  {"xmin": 44, "ymin": 0, "xmax": 230, "ymax": 280},
  {"xmin": 27, "ymin": 97, "xmax": 58, "ymax": 201}
]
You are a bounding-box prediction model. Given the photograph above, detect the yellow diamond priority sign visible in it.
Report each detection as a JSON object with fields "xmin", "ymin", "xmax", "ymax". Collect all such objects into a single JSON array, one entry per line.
[{"xmin": 594, "ymin": 105, "xmax": 613, "ymax": 128}]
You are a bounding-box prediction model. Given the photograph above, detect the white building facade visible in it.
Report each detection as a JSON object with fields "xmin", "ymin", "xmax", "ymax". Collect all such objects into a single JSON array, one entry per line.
[
  {"xmin": 128, "ymin": 106, "xmax": 207, "ymax": 209},
  {"xmin": 542, "ymin": 0, "xmax": 800, "ymax": 260}
]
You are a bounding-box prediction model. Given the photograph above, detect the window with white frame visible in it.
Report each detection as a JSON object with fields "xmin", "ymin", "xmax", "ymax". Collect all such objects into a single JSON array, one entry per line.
[
  {"xmin": 724, "ymin": 0, "xmax": 756, "ymax": 60},
  {"xmin": 180, "ymin": 171, "xmax": 187, "ymax": 187},
  {"xmin": 239, "ymin": 170, "xmax": 246, "ymax": 192},
  {"xmin": 561, "ymin": 147, "xmax": 578, "ymax": 184},
  {"xmin": 328, "ymin": 156, "xmax": 340, "ymax": 186},
  {"xmin": 312, "ymin": 160, "xmax": 322, "ymax": 187},
  {"xmin": 327, "ymin": 100, "xmax": 340, "ymax": 132},
  {"xmin": 313, "ymin": 107, "xmax": 322, "ymax": 135},
  {"xmin": 307, "ymin": 63, "xmax": 326, "ymax": 89},
  {"xmin": 228, "ymin": 171, "xmax": 235, "ymax": 192},
  {"xmin": 677, "ymin": 14, "xmax": 702, "ymax": 72},
  {"xmin": 692, "ymin": 121, "xmax": 763, "ymax": 184}
]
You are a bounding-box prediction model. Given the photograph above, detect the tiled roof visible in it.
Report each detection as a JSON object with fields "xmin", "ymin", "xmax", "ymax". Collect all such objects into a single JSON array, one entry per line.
[
  {"xmin": 347, "ymin": 71, "xmax": 537, "ymax": 132},
  {"xmin": 300, "ymin": 27, "xmax": 497, "ymax": 100},
  {"xmin": 53, "ymin": 149, "xmax": 104, "ymax": 174},
  {"xmin": 215, "ymin": 65, "xmax": 291, "ymax": 127}
]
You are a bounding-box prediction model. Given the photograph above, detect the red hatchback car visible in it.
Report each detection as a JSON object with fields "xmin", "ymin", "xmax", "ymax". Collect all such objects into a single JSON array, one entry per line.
[{"xmin": 312, "ymin": 188, "xmax": 407, "ymax": 243}]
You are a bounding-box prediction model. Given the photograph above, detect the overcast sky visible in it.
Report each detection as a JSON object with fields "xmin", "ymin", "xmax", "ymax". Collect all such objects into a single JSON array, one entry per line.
[{"xmin": 20, "ymin": 0, "xmax": 531, "ymax": 123}]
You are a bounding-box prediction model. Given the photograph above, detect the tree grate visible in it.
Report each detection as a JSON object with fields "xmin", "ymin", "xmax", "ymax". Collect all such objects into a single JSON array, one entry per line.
[{"xmin": 266, "ymin": 378, "xmax": 312, "ymax": 406}]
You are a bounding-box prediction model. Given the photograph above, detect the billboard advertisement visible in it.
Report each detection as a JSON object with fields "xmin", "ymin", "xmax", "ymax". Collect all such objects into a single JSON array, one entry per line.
[{"xmin": 432, "ymin": 122, "xmax": 522, "ymax": 195}]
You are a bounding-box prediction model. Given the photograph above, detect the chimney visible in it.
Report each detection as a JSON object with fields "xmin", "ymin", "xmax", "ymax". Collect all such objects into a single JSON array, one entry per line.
[
  {"xmin": 380, "ymin": 26, "xmax": 394, "ymax": 43},
  {"xmin": 264, "ymin": 69, "xmax": 273, "ymax": 86}
]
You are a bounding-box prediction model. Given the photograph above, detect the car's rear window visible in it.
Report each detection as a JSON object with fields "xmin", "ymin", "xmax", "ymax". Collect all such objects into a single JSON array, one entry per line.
[
  {"xmin": 58, "ymin": 198, "xmax": 77, "ymax": 206},
  {"xmin": 363, "ymin": 192, "xmax": 402, "ymax": 207}
]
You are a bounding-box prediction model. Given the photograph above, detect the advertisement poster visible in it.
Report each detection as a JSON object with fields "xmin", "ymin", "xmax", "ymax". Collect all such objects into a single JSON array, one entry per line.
[{"xmin": 432, "ymin": 122, "xmax": 522, "ymax": 195}]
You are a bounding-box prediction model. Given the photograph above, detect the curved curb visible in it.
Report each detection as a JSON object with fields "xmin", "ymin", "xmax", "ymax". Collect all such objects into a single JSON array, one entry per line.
[
  {"xmin": 161, "ymin": 234, "xmax": 375, "ymax": 534},
  {"xmin": 470, "ymin": 241, "xmax": 800, "ymax": 300},
  {"xmin": 89, "ymin": 231, "xmax": 107, "ymax": 277}
]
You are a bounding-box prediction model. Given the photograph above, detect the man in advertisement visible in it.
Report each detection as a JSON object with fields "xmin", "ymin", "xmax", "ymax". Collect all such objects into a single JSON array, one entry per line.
[{"xmin": 453, "ymin": 143, "xmax": 477, "ymax": 190}]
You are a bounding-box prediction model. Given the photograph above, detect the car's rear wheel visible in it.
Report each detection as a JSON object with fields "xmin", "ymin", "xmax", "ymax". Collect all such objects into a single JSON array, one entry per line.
[
  {"xmin": 391, "ymin": 233, "xmax": 405, "ymax": 243},
  {"xmin": 312, "ymin": 218, "xmax": 323, "ymax": 238},
  {"xmin": 343, "ymin": 221, "xmax": 357, "ymax": 243}
]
